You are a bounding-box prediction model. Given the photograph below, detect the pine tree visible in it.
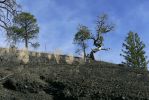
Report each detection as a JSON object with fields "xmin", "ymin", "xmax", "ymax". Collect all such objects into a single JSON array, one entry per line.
[
  {"xmin": 73, "ymin": 25, "xmax": 91, "ymax": 61},
  {"xmin": 121, "ymin": 31, "xmax": 149, "ymax": 68},
  {"xmin": 7, "ymin": 12, "xmax": 40, "ymax": 49}
]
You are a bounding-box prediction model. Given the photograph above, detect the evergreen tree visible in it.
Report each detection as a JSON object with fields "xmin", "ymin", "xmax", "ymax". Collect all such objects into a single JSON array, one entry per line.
[
  {"xmin": 73, "ymin": 25, "xmax": 90, "ymax": 61},
  {"xmin": 121, "ymin": 31, "xmax": 149, "ymax": 68},
  {"xmin": 7, "ymin": 12, "xmax": 40, "ymax": 49}
]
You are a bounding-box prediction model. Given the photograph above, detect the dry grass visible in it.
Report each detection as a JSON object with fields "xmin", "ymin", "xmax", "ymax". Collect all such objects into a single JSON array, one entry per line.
[
  {"xmin": 65, "ymin": 54, "xmax": 74, "ymax": 64},
  {"xmin": 18, "ymin": 48, "xmax": 29, "ymax": 64},
  {"xmin": 53, "ymin": 49, "xmax": 61, "ymax": 64},
  {"xmin": 9, "ymin": 47, "xmax": 17, "ymax": 53},
  {"xmin": 48, "ymin": 54, "xmax": 52, "ymax": 60}
]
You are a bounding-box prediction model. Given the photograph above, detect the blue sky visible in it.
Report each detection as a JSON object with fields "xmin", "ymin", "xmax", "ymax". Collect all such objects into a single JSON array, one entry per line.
[{"xmin": 1, "ymin": 0, "xmax": 149, "ymax": 64}]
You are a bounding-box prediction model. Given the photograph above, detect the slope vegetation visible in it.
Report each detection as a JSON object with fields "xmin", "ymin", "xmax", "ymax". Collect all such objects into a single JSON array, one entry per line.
[{"xmin": 0, "ymin": 61, "xmax": 149, "ymax": 100}]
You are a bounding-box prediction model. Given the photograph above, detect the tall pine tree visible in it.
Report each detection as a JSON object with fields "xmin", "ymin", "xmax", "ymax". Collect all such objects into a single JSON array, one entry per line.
[{"xmin": 121, "ymin": 31, "xmax": 149, "ymax": 69}]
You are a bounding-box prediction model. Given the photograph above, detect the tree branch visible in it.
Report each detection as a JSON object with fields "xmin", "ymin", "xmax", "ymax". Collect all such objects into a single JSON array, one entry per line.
[
  {"xmin": 101, "ymin": 48, "xmax": 110, "ymax": 51},
  {"xmin": 0, "ymin": 74, "xmax": 13, "ymax": 81},
  {"xmin": 0, "ymin": 0, "xmax": 6, "ymax": 3},
  {"xmin": 0, "ymin": 19, "xmax": 8, "ymax": 29}
]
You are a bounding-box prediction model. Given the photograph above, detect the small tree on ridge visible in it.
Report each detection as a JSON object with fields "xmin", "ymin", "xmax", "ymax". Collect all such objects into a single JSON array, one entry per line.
[
  {"xmin": 73, "ymin": 25, "xmax": 90, "ymax": 61},
  {"xmin": 89, "ymin": 14, "xmax": 114, "ymax": 60}
]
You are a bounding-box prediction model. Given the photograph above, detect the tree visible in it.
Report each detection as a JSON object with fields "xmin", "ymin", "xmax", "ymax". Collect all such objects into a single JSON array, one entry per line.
[
  {"xmin": 89, "ymin": 14, "xmax": 114, "ymax": 60},
  {"xmin": 0, "ymin": 0, "xmax": 19, "ymax": 30},
  {"xmin": 121, "ymin": 31, "xmax": 149, "ymax": 68},
  {"xmin": 73, "ymin": 25, "xmax": 91, "ymax": 61},
  {"xmin": 7, "ymin": 12, "xmax": 40, "ymax": 49},
  {"xmin": 6, "ymin": 26, "xmax": 20, "ymax": 47}
]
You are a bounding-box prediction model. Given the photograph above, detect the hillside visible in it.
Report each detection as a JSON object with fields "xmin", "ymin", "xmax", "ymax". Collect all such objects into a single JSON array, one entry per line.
[{"xmin": 0, "ymin": 60, "xmax": 149, "ymax": 100}]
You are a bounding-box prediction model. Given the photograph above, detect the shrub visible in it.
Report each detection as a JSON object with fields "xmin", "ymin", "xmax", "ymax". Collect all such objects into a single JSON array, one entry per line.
[
  {"xmin": 65, "ymin": 54, "xmax": 74, "ymax": 64},
  {"xmin": 53, "ymin": 49, "xmax": 61, "ymax": 64},
  {"xmin": 18, "ymin": 48, "xmax": 29, "ymax": 64}
]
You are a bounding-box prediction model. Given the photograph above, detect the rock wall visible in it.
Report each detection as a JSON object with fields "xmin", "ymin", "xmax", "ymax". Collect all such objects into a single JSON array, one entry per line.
[{"xmin": 0, "ymin": 47, "xmax": 82, "ymax": 67}]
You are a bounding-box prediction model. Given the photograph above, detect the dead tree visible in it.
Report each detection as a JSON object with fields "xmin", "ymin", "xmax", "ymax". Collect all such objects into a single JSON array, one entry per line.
[{"xmin": 89, "ymin": 14, "xmax": 114, "ymax": 60}]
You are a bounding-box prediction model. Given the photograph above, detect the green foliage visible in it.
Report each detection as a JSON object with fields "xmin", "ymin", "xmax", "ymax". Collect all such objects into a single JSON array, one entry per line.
[
  {"xmin": 73, "ymin": 14, "xmax": 114, "ymax": 61},
  {"xmin": 121, "ymin": 31, "xmax": 149, "ymax": 68},
  {"xmin": 73, "ymin": 25, "xmax": 91, "ymax": 59},
  {"xmin": 30, "ymin": 42, "xmax": 40, "ymax": 49},
  {"xmin": 7, "ymin": 12, "xmax": 39, "ymax": 49}
]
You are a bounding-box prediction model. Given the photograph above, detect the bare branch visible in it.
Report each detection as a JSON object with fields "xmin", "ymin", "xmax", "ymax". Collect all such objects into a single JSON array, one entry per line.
[
  {"xmin": 101, "ymin": 48, "xmax": 110, "ymax": 51},
  {"xmin": 89, "ymin": 14, "xmax": 114, "ymax": 60},
  {"xmin": 0, "ymin": 0, "xmax": 6, "ymax": 3},
  {"xmin": 0, "ymin": 0, "xmax": 19, "ymax": 31}
]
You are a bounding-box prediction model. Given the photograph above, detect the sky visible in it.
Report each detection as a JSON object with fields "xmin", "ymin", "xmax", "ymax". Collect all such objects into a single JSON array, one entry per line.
[{"xmin": 1, "ymin": 0, "xmax": 149, "ymax": 64}]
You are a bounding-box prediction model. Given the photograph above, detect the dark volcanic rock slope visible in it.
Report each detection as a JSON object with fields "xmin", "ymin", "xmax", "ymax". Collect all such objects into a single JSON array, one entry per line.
[{"xmin": 0, "ymin": 61, "xmax": 149, "ymax": 100}]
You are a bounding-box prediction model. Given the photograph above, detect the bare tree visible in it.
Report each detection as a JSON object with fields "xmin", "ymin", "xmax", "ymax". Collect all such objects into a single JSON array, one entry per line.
[
  {"xmin": 89, "ymin": 14, "xmax": 114, "ymax": 60},
  {"xmin": 73, "ymin": 14, "xmax": 115, "ymax": 61},
  {"xmin": 0, "ymin": 0, "xmax": 19, "ymax": 30}
]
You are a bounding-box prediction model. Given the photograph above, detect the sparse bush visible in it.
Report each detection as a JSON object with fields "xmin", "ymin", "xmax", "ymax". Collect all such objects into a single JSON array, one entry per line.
[
  {"xmin": 65, "ymin": 54, "xmax": 74, "ymax": 64},
  {"xmin": 9, "ymin": 46, "xmax": 17, "ymax": 53},
  {"xmin": 18, "ymin": 48, "xmax": 29, "ymax": 64},
  {"xmin": 8, "ymin": 47, "xmax": 17, "ymax": 62},
  {"xmin": 48, "ymin": 54, "xmax": 52, "ymax": 60},
  {"xmin": 37, "ymin": 53, "xmax": 41, "ymax": 57},
  {"xmin": 53, "ymin": 49, "xmax": 61, "ymax": 64}
]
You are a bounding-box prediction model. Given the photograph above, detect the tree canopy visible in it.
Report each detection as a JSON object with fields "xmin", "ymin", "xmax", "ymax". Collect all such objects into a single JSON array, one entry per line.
[
  {"xmin": 7, "ymin": 12, "xmax": 39, "ymax": 49},
  {"xmin": 73, "ymin": 25, "xmax": 91, "ymax": 61}
]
